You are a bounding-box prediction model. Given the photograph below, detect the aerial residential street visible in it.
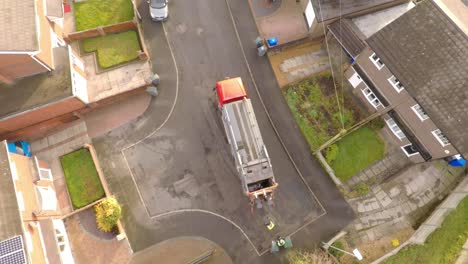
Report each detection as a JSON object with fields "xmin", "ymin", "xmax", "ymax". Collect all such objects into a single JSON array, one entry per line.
[{"xmin": 93, "ymin": 0, "xmax": 353, "ymax": 263}]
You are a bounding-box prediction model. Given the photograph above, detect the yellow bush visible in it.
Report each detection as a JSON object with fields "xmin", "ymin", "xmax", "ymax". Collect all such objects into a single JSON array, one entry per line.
[{"xmin": 94, "ymin": 197, "xmax": 122, "ymax": 232}]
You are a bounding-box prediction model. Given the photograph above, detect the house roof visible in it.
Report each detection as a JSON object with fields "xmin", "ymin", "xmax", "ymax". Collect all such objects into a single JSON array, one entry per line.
[
  {"xmin": 0, "ymin": 141, "xmax": 24, "ymax": 242},
  {"xmin": 0, "ymin": 0, "xmax": 39, "ymax": 51},
  {"xmin": 367, "ymin": 0, "xmax": 468, "ymax": 154},
  {"xmin": 312, "ymin": 0, "xmax": 407, "ymax": 22},
  {"xmin": 328, "ymin": 19, "xmax": 366, "ymax": 58}
]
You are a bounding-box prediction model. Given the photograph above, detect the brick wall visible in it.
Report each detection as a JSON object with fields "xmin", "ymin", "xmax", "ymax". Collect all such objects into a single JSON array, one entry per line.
[
  {"xmin": 64, "ymin": 20, "xmax": 138, "ymax": 42},
  {"xmin": 0, "ymin": 97, "xmax": 85, "ymax": 134},
  {"xmin": 0, "ymin": 54, "xmax": 48, "ymax": 83}
]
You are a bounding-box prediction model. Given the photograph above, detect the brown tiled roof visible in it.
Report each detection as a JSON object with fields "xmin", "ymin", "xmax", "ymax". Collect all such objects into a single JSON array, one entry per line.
[
  {"xmin": 0, "ymin": 0, "xmax": 38, "ymax": 51},
  {"xmin": 367, "ymin": 0, "xmax": 468, "ymax": 154},
  {"xmin": 328, "ymin": 19, "xmax": 366, "ymax": 58},
  {"xmin": 312, "ymin": 0, "xmax": 408, "ymax": 22},
  {"xmin": 0, "ymin": 141, "xmax": 23, "ymax": 241}
]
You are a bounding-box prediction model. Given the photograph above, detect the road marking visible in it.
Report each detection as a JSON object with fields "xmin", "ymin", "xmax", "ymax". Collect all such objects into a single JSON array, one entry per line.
[
  {"xmin": 149, "ymin": 209, "xmax": 261, "ymax": 256},
  {"xmin": 122, "ymin": 22, "xmax": 180, "ymax": 152},
  {"xmin": 223, "ymin": 0, "xmax": 327, "ymax": 216},
  {"xmin": 118, "ymin": 2, "xmax": 328, "ymax": 257}
]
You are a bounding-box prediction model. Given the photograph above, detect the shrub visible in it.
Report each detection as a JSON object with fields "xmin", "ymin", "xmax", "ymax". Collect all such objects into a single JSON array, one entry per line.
[
  {"xmin": 328, "ymin": 241, "xmax": 345, "ymax": 259},
  {"xmin": 354, "ymin": 182, "xmax": 371, "ymax": 197},
  {"xmin": 325, "ymin": 144, "xmax": 339, "ymax": 165},
  {"xmin": 287, "ymin": 249, "xmax": 336, "ymax": 264},
  {"xmin": 95, "ymin": 197, "xmax": 122, "ymax": 232},
  {"xmin": 369, "ymin": 117, "xmax": 385, "ymax": 131},
  {"xmin": 322, "ymin": 71, "xmax": 333, "ymax": 80}
]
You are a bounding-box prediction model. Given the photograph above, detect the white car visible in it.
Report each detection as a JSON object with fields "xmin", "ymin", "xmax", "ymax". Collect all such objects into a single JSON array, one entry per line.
[{"xmin": 148, "ymin": 0, "xmax": 168, "ymax": 21}]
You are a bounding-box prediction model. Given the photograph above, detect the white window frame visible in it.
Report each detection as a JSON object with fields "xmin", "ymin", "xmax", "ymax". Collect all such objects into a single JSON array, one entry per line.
[
  {"xmin": 385, "ymin": 118, "xmax": 406, "ymax": 140},
  {"xmin": 388, "ymin": 75, "xmax": 404, "ymax": 92},
  {"xmin": 361, "ymin": 87, "xmax": 382, "ymax": 108},
  {"xmin": 411, "ymin": 104, "xmax": 429, "ymax": 121},
  {"xmin": 35, "ymin": 156, "xmax": 53, "ymax": 181},
  {"xmin": 16, "ymin": 191, "xmax": 25, "ymax": 211},
  {"xmin": 370, "ymin": 53, "xmax": 385, "ymax": 70},
  {"xmin": 348, "ymin": 71, "xmax": 362, "ymax": 88},
  {"xmin": 401, "ymin": 144, "xmax": 419, "ymax": 157},
  {"xmin": 432, "ymin": 129, "xmax": 450, "ymax": 147}
]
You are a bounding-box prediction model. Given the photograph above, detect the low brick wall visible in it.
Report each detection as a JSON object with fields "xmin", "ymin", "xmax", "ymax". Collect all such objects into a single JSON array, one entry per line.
[{"xmin": 64, "ymin": 20, "xmax": 138, "ymax": 42}]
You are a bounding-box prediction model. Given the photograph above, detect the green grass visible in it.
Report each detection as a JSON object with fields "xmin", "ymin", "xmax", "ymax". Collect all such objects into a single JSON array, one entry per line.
[
  {"xmin": 331, "ymin": 126, "xmax": 384, "ymax": 181},
  {"xmin": 383, "ymin": 196, "xmax": 468, "ymax": 264},
  {"xmin": 82, "ymin": 31, "xmax": 140, "ymax": 69},
  {"xmin": 74, "ymin": 0, "xmax": 134, "ymax": 31},
  {"xmin": 60, "ymin": 148, "xmax": 105, "ymax": 209},
  {"xmin": 283, "ymin": 76, "xmax": 358, "ymax": 151}
]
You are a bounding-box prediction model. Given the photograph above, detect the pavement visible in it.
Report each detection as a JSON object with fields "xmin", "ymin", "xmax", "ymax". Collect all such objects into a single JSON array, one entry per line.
[
  {"xmin": 268, "ymin": 41, "xmax": 329, "ymax": 87},
  {"xmin": 252, "ymin": 0, "xmax": 309, "ymax": 45},
  {"xmin": 90, "ymin": 0, "xmax": 354, "ymax": 263},
  {"xmin": 130, "ymin": 237, "xmax": 232, "ymax": 264},
  {"xmin": 65, "ymin": 214, "xmax": 131, "ymax": 264},
  {"xmin": 455, "ymin": 240, "xmax": 468, "ymax": 264},
  {"xmin": 346, "ymin": 161, "xmax": 464, "ymax": 244}
]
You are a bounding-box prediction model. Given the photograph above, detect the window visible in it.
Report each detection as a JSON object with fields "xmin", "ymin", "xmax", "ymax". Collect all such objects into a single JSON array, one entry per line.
[
  {"xmin": 39, "ymin": 168, "xmax": 53, "ymax": 181},
  {"xmin": 385, "ymin": 118, "xmax": 406, "ymax": 140},
  {"xmin": 411, "ymin": 104, "xmax": 429, "ymax": 121},
  {"xmin": 362, "ymin": 87, "xmax": 382, "ymax": 108},
  {"xmin": 348, "ymin": 71, "xmax": 362, "ymax": 88},
  {"xmin": 401, "ymin": 144, "xmax": 419, "ymax": 157},
  {"xmin": 432, "ymin": 129, "xmax": 450, "ymax": 146},
  {"xmin": 36, "ymin": 186, "xmax": 58, "ymax": 211},
  {"xmin": 388, "ymin": 75, "xmax": 405, "ymax": 92},
  {"xmin": 370, "ymin": 53, "xmax": 385, "ymax": 69},
  {"xmin": 16, "ymin": 192, "xmax": 25, "ymax": 211}
]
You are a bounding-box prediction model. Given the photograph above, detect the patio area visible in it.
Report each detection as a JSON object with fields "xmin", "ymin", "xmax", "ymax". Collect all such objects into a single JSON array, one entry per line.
[{"xmin": 65, "ymin": 213, "xmax": 131, "ymax": 264}]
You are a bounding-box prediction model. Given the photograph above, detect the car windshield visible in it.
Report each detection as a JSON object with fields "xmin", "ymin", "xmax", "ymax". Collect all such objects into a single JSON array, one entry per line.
[{"xmin": 150, "ymin": 0, "xmax": 166, "ymax": 8}]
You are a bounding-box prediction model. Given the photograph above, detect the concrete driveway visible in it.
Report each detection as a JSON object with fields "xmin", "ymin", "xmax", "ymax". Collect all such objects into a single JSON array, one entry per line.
[{"xmin": 92, "ymin": 0, "xmax": 354, "ymax": 262}]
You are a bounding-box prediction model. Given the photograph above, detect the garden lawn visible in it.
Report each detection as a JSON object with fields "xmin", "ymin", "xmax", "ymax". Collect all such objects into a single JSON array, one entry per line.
[
  {"xmin": 82, "ymin": 31, "xmax": 140, "ymax": 69},
  {"xmin": 283, "ymin": 76, "xmax": 359, "ymax": 151},
  {"xmin": 60, "ymin": 148, "xmax": 105, "ymax": 209},
  {"xmin": 383, "ymin": 196, "xmax": 468, "ymax": 264},
  {"xmin": 331, "ymin": 126, "xmax": 384, "ymax": 181},
  {"xmin": 74, "ymin": 0, "xmax": 134, "ymax": 31}
]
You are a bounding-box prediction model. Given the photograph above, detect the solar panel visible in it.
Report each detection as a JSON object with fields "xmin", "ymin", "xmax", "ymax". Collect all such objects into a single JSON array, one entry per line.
[
  {"xmin": 0, "ymin": 251, "xmax": 26, "ymax": 264},
  {"xmin": 0, "ymin": 236, "xmax": 26, "ymax": 264}
]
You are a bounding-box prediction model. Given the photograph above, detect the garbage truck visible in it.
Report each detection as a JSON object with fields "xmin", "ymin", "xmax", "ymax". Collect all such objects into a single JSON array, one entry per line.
[{"xmin": 216, "ymin": 77, "xmax": 278, "ymax": 209}]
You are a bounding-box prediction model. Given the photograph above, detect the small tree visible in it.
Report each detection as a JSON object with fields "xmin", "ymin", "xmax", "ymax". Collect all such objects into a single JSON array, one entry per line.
[
  {"xmin": 287, "ymin": 249, "xmax": 337, "ymax": 264},
  {"xmin": 95, "ymin": 197, "xmax": 121, "ymax": 232}
]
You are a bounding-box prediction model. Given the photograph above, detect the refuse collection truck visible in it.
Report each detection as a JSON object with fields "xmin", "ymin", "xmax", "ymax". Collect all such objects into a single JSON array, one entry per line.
[{"xmin": 216, "ymin": 77, "xmax": 278, "ymax": 209}]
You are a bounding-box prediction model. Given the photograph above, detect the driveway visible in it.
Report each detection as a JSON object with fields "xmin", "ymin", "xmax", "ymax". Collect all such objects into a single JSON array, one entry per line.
[{"xmin": 92, "ymin": 0, "xmax": 354, "ymax": 262}]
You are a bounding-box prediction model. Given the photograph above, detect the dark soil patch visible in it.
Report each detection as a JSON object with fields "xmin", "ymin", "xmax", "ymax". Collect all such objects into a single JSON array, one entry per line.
[{"xmin": 78, "ymin": 208, "xmax": 116, "ymax": 240}]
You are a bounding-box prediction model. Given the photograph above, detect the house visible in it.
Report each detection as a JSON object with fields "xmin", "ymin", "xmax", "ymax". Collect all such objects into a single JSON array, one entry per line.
[
  {"xmin": 330, "ymin": 0, "xmax": 468, "ymax": 163},
  {"xmin": 302, "ymin": 0, "xmax": 409, "ymax": 39},
  {"xmin": 0, "ymin": 140, "xmax": 74, "ymax": 263},
  {"xmin": 0, "ymin": 0, "xmax": 65, "ymax": 83},
  {"xmin": 0, "ymin": 0, "xmax": 151, "ymax": 141}
]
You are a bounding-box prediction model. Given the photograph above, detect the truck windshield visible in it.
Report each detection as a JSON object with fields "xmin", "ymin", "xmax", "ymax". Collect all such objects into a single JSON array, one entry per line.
[{"xmin": 151, "ymin": 0, "xmax": 166, "ymax": 8}]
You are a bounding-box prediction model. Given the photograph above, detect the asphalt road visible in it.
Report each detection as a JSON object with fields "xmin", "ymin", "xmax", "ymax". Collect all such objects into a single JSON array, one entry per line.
[{"xmin": 92, "ymin": 0, "xmax": 354, "ymax": 263}]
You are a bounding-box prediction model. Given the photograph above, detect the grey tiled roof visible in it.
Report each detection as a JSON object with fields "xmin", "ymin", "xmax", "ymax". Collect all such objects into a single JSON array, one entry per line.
[
  {"xmin": 0, "ymin": 141, "xmax": 23, "ymax": 241},
  {"xmin": 312, "ymin": 0, "xmax": 407, "ymax": 22},
  {"xmin": 367, "ymin": 0, "xmax": 468, "ymax": 154},
  {"xmin": 328, "ymin": 19, "xmax": 366, "ymax": 58},
  {"xmin": 0, "ymin": 0, "xmax": 38, "ymax": 51}
]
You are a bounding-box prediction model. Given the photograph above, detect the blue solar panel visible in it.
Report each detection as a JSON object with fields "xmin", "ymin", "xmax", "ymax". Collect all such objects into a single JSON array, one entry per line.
[
  {"xmin": 0, "ymin": 236, "xmax": 25, "ymax": 264},
  {"xmin": 0, "ymin": 250, "xmax": 26, "ymax": 264},
  {"xmin": 0, "ymin": 237, "xmax": 22, "ymax": 257}
]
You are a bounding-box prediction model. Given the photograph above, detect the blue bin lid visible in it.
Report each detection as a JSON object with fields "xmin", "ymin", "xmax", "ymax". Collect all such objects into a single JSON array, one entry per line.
[
  {"xmin": 449, "ymin": 157, "xmax": 466, "ymax": 167},
  {"xmin": 267, "ymin": 37, "xmax": 278, "ymax": 47}
]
